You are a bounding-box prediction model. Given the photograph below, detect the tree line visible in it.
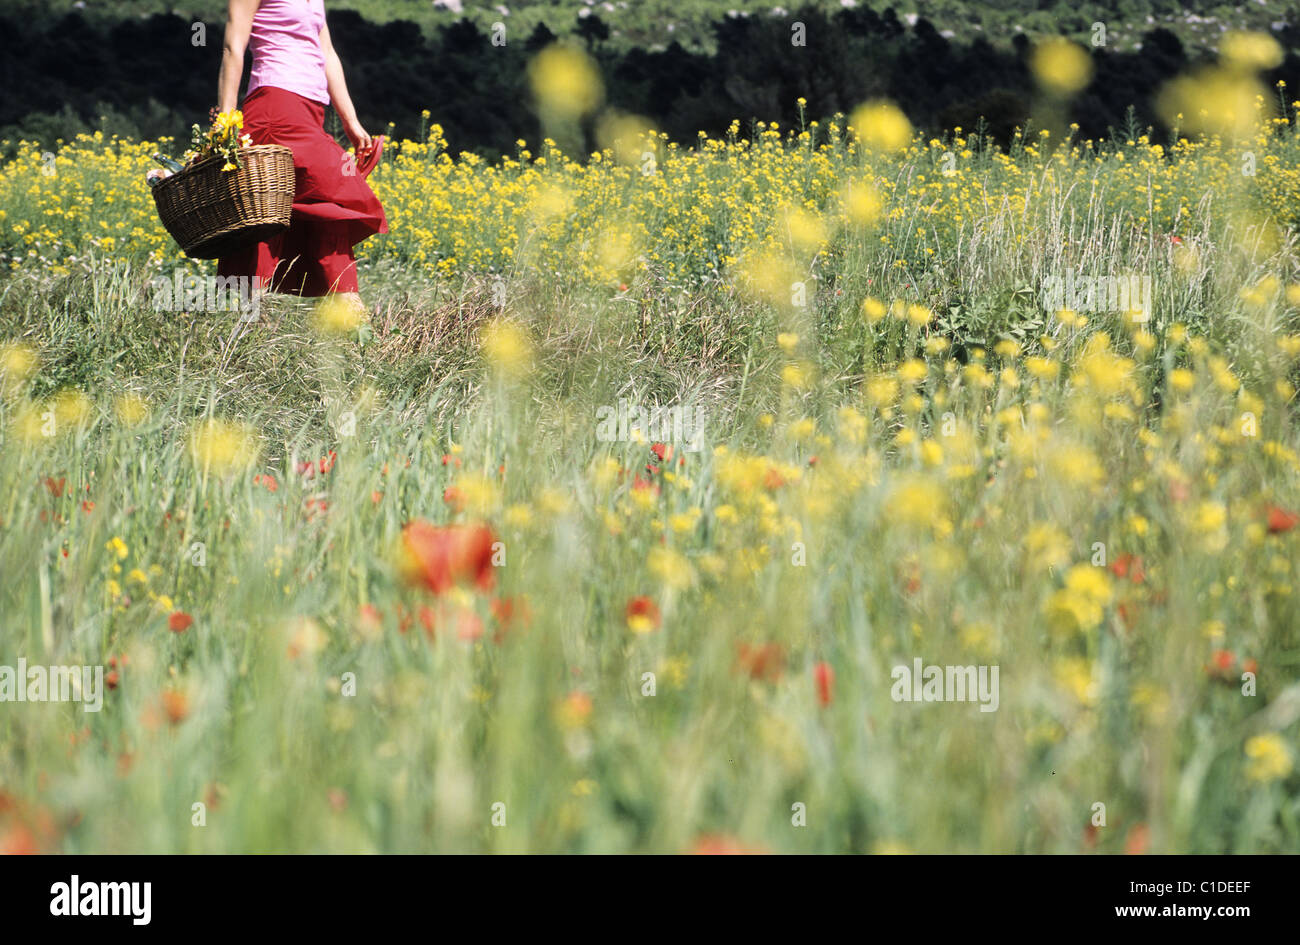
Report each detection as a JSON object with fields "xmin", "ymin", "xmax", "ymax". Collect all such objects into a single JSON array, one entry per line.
[{"xmin": 3, "ymin": 5, "xmax": 1297, "ymax": 157}]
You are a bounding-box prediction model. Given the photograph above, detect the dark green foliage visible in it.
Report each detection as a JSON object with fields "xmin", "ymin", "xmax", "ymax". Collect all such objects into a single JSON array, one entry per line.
[{"xmin": 2, "ymin": 2, "xmax": 1298, "ymax": 158}]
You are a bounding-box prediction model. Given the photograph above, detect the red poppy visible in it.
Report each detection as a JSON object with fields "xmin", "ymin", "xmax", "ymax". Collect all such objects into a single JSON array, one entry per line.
[
  {"xmin": 81, "ymin": 500, "xmax": 94, "ymax": 513},
  {"xmin": 624, "ymin": 595, "xmax": 661, "ymax": 631},
  {"xmin": 813, "ymin": 661, "xmax": 834, "ymax": 706},
  {"xmin": 402, "ymin": 520, "xmax": 498, "ymax": 595},
  {"xmin": 106, "ymin": 670, "xmax": 120, "ymax": 690},
  {"xmin": 1206, "ymin": 649, "xmax": 1235, "ymax": 679},
  {"xmin": 43, "ymin": 476, "xmax": 65, "ymax": 498},
  {"xmin": 168, "ymin": 611, "xmax": 193, "ymax": 633},
  {"xmin": 161, "ymin": 689, "xmax": 189, "ymax": 724},
  {"xmin": 736, "ymin": 642, "xmax": 785, "ymax": 682},
  {"xmin": 455, "ymin": 609, "xmax": 485, "ymax": 642},
  {"xmin": 651, "ymin": 442, "xmax": 673, "ymax": 462},
  {"xmin": 1109, "ymin": 553, "xmax": 1145, "ymax": 584},
  {"xmin": 391, "ymin": 603, "xmax": 409, "ymax": 633},
  {"xmin": 358, "ymin": 604, "xmax": 382, "ymax": 633},
  {"xmin": 253, "ymin": 473, "xmax": 278, "ymax": 493},
  {"xmin": 296, "ymin": 451, "xmax": 336, "ymax": 478},
  {"xmin": 1266, "ymin": 504, "xmax": 1299, "ymax": 534},
  {"xmin": 631, "ymin": 475, "xmax": 659, "ymax": 496},
  {"xmin": 1124, "ymin": 823, "xmax": 1150, "ymax": 855},
  {"xmin": 691, "ymin": 834, "xmax": 765, "ymax": 855},
  {"xmin": 443, "ymin": 486, "xmax": 465, "ymax": 511},
  {"xmin": 491, "ymin": 596, "xmax": 532, "ymax": 633},
  {"xmin": 417, "ymin": 605, "xmax": 436, "ymax": 639},
  {"xmin": 0, "ymin": 823, "xmax": 37, "ymax": 855},
  {"xmin": 762, "ymin": 467, "xmax": 786, "ymax": 490},
  {"xmin": 1242, "ymin": 658, "xmax": 1258, "ymax": 676}
]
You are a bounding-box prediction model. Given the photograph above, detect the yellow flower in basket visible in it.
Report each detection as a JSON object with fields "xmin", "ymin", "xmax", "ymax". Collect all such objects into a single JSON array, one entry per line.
[
  {"xmin": 213, "ymin": 110, "xmax": 244, "ymax": 134},
  {"xmin": 191, "ymin": 110, "xmax": 250, "ymax": 172}
]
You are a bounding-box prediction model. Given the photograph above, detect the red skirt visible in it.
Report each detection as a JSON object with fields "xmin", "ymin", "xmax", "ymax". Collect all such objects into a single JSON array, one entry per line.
[{"xmin": 217, "ymin": 85, "xmax": 387, "ymax": 296}]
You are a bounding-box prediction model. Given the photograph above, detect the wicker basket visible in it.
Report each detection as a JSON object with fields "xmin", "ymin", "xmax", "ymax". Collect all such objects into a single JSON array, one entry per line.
[{"xmin": 151, "ymin": 145, "xmax": 295, "ymax": 259}]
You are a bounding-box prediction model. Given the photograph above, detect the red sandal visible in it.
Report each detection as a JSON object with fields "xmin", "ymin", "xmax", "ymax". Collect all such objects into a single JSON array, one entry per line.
[{"xmin": 355, "ymin": 135, "xmax": 385, "ymax": 179}]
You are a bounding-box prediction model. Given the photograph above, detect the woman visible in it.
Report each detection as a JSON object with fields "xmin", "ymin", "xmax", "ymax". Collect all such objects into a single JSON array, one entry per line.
[{"xmin": 216, "ymin": 0, "xmax": 387, "ymax": 302}]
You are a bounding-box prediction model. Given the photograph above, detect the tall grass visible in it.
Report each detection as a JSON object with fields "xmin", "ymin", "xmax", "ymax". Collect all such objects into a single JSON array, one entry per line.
[{"xmin": 1, "ymin": 103, "xmax": 1299, "ymax": 852}]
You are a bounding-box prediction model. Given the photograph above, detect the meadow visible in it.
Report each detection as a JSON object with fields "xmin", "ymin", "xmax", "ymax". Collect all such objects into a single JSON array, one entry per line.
[{"xmin": 1, "ymin": 40, "xmax": 1299, "ymax": 853}]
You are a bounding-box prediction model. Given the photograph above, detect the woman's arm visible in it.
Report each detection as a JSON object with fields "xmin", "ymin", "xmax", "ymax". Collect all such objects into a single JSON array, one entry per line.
[
  {"xmin": 320, "ymin": 22, "xmax": 372, "ymax": 153},
  {"xmin": 218, "ymin": 0, "xmax": 261, "ymax": 113}
]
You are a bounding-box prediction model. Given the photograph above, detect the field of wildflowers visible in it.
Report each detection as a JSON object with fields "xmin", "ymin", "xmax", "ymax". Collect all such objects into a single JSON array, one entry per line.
[{"xmin": 1, "ymin": 36, "xmax": 1299, "ymax": 854}]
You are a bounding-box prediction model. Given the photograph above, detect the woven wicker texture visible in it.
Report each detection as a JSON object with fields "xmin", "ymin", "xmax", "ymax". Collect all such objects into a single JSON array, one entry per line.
[{"xmin": 152, "ymin": 145, "xmax": 295, "ymax": 259}]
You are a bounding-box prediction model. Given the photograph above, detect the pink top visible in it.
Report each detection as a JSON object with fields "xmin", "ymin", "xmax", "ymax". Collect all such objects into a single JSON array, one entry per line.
[{"xmin": 247, "ymin": 0, "xmax": 330, "ymax": 105}]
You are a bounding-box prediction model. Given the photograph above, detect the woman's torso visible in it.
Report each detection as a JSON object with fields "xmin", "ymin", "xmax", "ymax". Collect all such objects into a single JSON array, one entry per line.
[{"xmin": 247, "ymin": 0, "xmax": 329, "ymax": 105}]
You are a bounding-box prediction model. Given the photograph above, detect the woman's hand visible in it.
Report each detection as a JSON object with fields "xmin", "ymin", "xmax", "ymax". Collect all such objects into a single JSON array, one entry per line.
[{"xmin": 343, "ymin": 117, "xmax": 373, "ymax": 156}]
